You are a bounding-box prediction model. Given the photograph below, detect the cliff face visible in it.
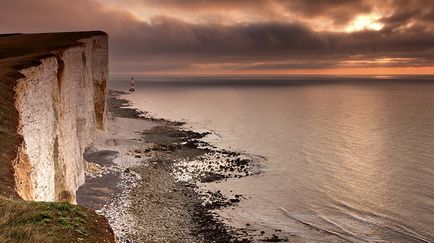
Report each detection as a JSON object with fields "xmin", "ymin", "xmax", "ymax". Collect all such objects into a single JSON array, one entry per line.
[{"xmin": 0, "ymin": 32, "xmax": 108, "ymax": 203}]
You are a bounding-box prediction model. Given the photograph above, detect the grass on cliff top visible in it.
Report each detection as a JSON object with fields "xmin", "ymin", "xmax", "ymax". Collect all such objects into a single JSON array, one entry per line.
[{"xmin": 0, "ymin": 197, "xmax": 114, "ymax": 243}]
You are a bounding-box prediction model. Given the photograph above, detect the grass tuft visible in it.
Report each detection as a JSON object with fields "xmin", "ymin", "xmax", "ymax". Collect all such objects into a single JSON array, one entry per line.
[
  {"xmin": 53, "ymin": 202, "xmax": 70, "ymax": 211},
  {"xmin": 0, "ymin": 196, "xmax": 114, "ymax": 242}
]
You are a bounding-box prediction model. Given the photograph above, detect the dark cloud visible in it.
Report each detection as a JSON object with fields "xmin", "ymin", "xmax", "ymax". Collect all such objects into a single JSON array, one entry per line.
[
  {"xmin": 132, "ymin": 17, "xmax": 328, "ymax": 56},
  {"xmin": 113, "ymin": 16, "xmax": 434, "ymax": 68},
  {"xmin": 380, "ymin": 0, "xmax": 434, "ymax": 32},
  {"xmin": 0, "ymin": 0, "xmax": 433, "ymax": 73},
  {"xmin": 280, "ymin": 0, "xmax": 373, "ymax": 25}
]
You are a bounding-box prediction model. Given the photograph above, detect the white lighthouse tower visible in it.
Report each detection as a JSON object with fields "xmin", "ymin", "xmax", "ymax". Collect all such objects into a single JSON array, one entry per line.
[{"xmin": 129, "ymin": 77, "xmax": 135, "ymax": 92}]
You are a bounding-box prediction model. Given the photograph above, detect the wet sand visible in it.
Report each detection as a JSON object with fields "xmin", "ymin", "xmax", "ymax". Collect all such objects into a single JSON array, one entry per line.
[{"xmin": 76, "ymin": 90, "xmax": 289, "ymax": 242}]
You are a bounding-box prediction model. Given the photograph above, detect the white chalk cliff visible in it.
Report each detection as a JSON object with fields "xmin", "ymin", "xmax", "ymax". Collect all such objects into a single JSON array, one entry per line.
[{"xmin": 0, "ymin": 32, "xmax": 108, "ymax": 203}]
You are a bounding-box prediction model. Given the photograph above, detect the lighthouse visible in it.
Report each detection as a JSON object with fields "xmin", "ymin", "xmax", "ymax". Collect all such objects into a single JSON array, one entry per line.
[{"xmin": 129, "ymin": 77, "xmax": 135, "ymax": 92}]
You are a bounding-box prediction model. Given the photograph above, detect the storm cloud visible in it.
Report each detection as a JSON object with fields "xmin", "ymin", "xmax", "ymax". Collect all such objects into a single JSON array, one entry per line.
[{"xmin": 0, "ymin": 0, "xmax": 433, "ymax": 74}]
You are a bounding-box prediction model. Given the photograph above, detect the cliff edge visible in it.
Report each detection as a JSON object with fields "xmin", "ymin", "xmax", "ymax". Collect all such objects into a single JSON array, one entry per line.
[{"xmin": 0, "ymin": 31, "xmax": 108, "ymax": 203}]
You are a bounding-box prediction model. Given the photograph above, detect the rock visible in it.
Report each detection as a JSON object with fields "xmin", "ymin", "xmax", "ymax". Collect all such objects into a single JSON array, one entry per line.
[
  {"xmin": 229, "ymin": 198, "xmax": 240, "ymax": 203},
  {"xmin": 8, "ymin": 32, "xmax": 108, "ymax": 202}
]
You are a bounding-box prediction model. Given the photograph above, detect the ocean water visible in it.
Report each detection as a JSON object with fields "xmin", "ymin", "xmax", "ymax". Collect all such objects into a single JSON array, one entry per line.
[{"xmin": 110, "ymin": 76, "xmax": 434, "ymax": 242}]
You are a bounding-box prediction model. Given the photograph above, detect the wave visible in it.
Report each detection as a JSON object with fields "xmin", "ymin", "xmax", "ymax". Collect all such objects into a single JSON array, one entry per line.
[
  {"xmin": 280, "ymin": 204, "xmax": 433, "ymax": 243},
  {"xmin": 320, "ymin": 201, "xmax": 432, "ymax": 242},
  {"xmin": 279, "ymin": 207, "xmax": 361, "ymax": 242}
]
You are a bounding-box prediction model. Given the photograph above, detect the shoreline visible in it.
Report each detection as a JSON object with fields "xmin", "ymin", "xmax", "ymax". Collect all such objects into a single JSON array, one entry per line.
[{"xmin": 76, "ymin": 90, "xmax": 288, "ymax": 242}]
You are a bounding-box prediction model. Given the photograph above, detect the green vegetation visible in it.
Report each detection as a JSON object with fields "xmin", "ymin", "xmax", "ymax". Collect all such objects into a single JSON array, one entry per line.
[{"xmin": 0, "ymin": 197, "xmax": 114, "ymax": 243}]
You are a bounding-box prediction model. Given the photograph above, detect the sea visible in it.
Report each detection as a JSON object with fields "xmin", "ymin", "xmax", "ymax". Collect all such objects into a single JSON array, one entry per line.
[{"xmin": 110, "ymin": 75, "xmax": 434, "ymax": 242}]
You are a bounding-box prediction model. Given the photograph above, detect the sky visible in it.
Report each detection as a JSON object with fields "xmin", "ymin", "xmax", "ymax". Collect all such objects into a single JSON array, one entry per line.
[{"xmin": 1, "ymin": 0, "xmax": 434, "ymax": 75}]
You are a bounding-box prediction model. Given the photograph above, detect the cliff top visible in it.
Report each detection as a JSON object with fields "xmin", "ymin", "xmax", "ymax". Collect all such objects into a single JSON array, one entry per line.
[{"xmin": 0, "ymin": 31, "xmax": 107, "ymax": 77}]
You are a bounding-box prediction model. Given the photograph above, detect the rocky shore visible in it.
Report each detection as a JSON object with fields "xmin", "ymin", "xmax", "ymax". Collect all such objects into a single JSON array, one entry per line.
[{"xmin": 76, "ymin": 90, "xmax": 288, "ymax": 242}]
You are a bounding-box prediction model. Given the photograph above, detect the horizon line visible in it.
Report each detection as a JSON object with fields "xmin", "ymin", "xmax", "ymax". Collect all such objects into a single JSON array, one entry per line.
[{"xmin": 109, "ymin": 73, "xmax": 434, "ymax": 78}]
